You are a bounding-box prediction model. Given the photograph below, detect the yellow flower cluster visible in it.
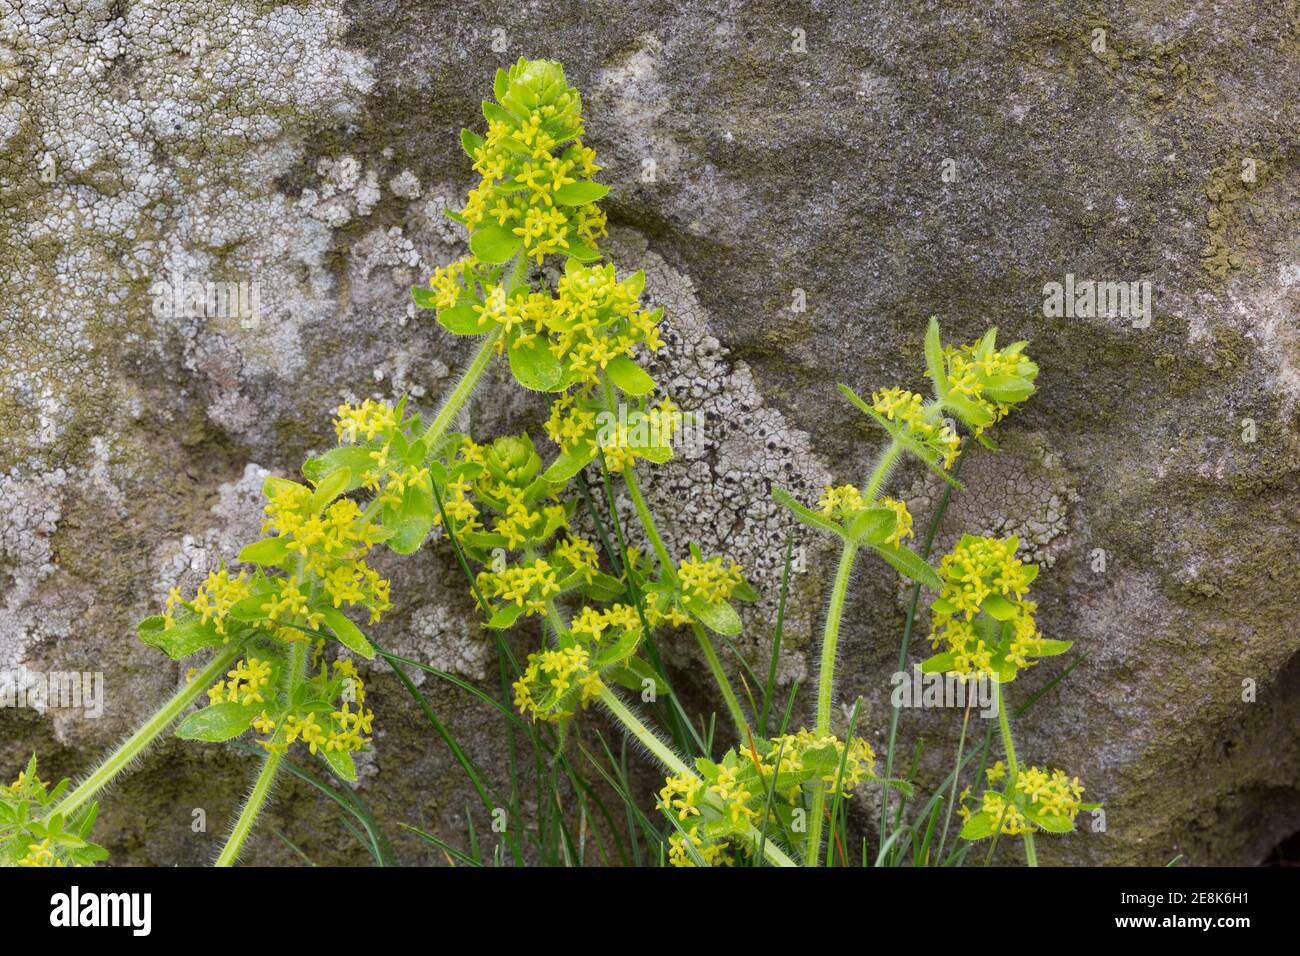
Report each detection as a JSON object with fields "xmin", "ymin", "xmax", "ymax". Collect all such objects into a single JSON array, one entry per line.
[
  {"xmin": 764, "ymin": 729, "xmax": 877, "ymax": 800},
  {"xmin": 678, "ymin": 555, "xmax": 745, "ymax": 604},
  {"xmin": 545, "ymin": 391, "xmax": 679, "ymax": 473},
  {"xmin": 871, "ymin": 387, "xmax": 960, "ymax": 468},
  {"xmin": 261, "ymin": 479, "xmax": 392, "ymax": 626},
  {"xmin": 476, "ymin": 557, "xmax": 561, "ymax": 617},
  {"xmin": 879, "ymin": 497, "xmax": 914, "ymax": 546},
  {"xmin": 459, "ymin": 59, "xmax": 607, "ymax": 262},
  {"xmin": 657, "ymin": 730, "xmax": 876, "ymax": 866},
  {"xmin": 4, "ymin": 765, "xmax": 100, "ymax": 867},
  {"xmin": 817, "ymin": 484, "xmax": 865, "ymax": 520},
  {"xmin": 472, "ymin": 264, "xmax": 664, "ymax": 386},
  {"xmin": 333, "ymin": 400, "xmax": 433, "ymax": 506},
  {"xmin": 815, "ymin": 485, "xmax": 913, "ymax": 545},
  {"xmin": 512, "ymin": 645, "xmax": 604, "ymax": 722},
  {"xmin": 254, "ymin": 660, "xmax": 375, "ymax": 756},
  {"xmin": 959, "ymin": 761, "xmax": 1085, "ymax": 835},
  {"xmin": 334, "ymin": 399, "xmax": 398, "ymax": 444},
  {"xmin": 944, "ymin": 340, "xmax": 1038, "ymax": 436},
  {"xmin": 165, "ymin": 568, "xmax": 251, "ymax": 635},
  {"xmin": 929, "ymin": 535, "xmax": 1043, "ymax": 678},
  {"xmin": 17, "ymin": 838, "xmax": 62, "ymax": 867},
  {"xmin": 667, "ymin": 826, "xmax": 733, "ymax": 867},
  {"xmin": 207, "ymin": 656, "xmax": 273, "ymax": 707},
  {"xmin": 568, "ymin": 602, "xmax": 641, "ymax": 642}
]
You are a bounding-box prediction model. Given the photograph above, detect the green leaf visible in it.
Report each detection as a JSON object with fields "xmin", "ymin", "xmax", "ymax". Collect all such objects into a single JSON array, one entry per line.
[
  {"xmin": 460, "ymin": 127, "xmax": 484, "ymax": 159},
  {"xmin": 237, "ymin": 536, "xmax": 289, "ymax": 567},
  {"xmin": 436, "ymin": 303, "xmax": 485, "ymax": 335},
  {"xmin": 411, "ymin": 285, "xmax": 439, "ymax": 309},
  {"xmin": 920, "ymin": 651, "xmax": 958, "ymax": 674},
  {"xmin": 553, "ymin": 181, "xmax": 609, "ymax": 205},
  {"xmin": 1031, "ymin": 810, "xmax": 1075, "ymax": 834},
  {"xmin": 386, "ymin": 482, "xmax": 435, "ymax": 554},
  {"xmin": 487, "ymin": 602, "xmax": 526, "ymax": 630},
  {"xmin": 564, "ymin": 238, "xmax": 602, "ymax": 263},
  {"xmin": 469, "ymin": 224, "xmax": 522, "ymax": 264},
  {"xmin": 924, "ymin": 316, "xmax": 948, "ymax": 400},
  {"xmin": 318, "ymin": 606, "xmax": 375, "ymax": 659},
  {"xmin": 981, "ymin": 374, "xmax": 1035, "ymax": 403},
  {"xmin": 943, "ymin": 394, "xmax": 994, "ymax": 428},
  {"xmin": 960, "ymin": 810, "xmax": 997, "ymax": 841},
  {"xmin": 322, "ymin": 748, "xmax": 358, "ymax": 782},
  {"xmin": 608, "ymin": 656, "xmax": 668, "ymax": 696},
  {"xmin": 543, "ymin": 445, "xmax": 598, "ymax": 483},
  {"xmin": 683, "ymin": 596, "xmax": 742, "ymax": 637},
  {"xmin": 175, "ymin": 702, "xmax": 261, "ymax": 742},
  {"xmin": 594, "ymin": 627, "xmax": 640, "ymax": 667},
  {"xmin": 508, "ymin": 333, "xmax": 563, "ymax": 391},
  {"xmin": 309, "ymin": 467, "xmax": 352, "ymax": 513},
  {"xmin": 848, "ymin": 507, "xmax": 897, "ymax": 545},
  {"xmin": 482, "ymin": 100, "xmax": 515, "ymax": 127},
  {"xmin": 137, "ymin": 615, "xmax": 223, "ymax": 661},
  {"xmin": 867, "ymin": 542, "xmax": 943, "ymax": 590},
  {"xmin": 772, "ymin": 486, "xmax": 845, "ymax": 540},
  {"xmin": 982, "ymin": 594, "xmax": 1019, "ymax": 621},
  {"xmin": 605, "ymin": 355, "xmax": 655, "ymax": 396},
  {"xmin": 1033, "ymin": 639, "xmax": 1074, "ymax": 657},
  {"xmin": 302, "ymin": 447, "xmax": 372, "ymax": 492},
  {"xmin": 492, "ymin": 68, "xmax": 509, "ymax": 103},
  {"xmin": 579, "ymin": 572, "xmax": 627, "ymax": 603}
]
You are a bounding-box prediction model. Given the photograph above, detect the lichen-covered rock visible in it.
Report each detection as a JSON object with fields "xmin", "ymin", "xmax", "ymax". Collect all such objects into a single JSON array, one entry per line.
[{"xmin": 1, "ymin": 0, "xmax": 1296, "ymax": 866}]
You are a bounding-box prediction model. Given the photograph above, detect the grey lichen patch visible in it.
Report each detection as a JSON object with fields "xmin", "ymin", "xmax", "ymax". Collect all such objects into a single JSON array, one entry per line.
[
  {"xmin": 903, "ymin": 430, "xmax": 1074, "ymax": 571},
  {"xmin": 601, "ymin": 227, "xmax": 835, "ymax": 676}
]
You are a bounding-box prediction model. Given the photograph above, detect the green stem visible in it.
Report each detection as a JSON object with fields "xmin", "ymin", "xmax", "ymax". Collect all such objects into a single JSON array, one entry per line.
[
  {"xmin": 596, "ymin": 686, "xmax": 796, "ymax": 867},
  {"xmin": 816, "ymin": 542, "xmax": 859, "ymax": 735},
  {"xmin": 622, "ymin": 456, "xmax": 750, "ymax": 738},
  {"xmin": 995, "ymin": 681, "xmax": 1037, "ymax": 866},
  {"xmin": 863, "ymin": 441, "xmax": 902, "ymax": 502},
  {"xmin": 48, "ymin": 644, "xmax": 243, "ymax": 821},
  {"xmin": 879, "ymin": 439, "xmax": 968, "ymax": 858},
  {"xmin": 806, "ymin": 539, "xmax": 861, "ymax": 867},
  {"xmin": 420, "ymin": 325, "xmax": 504, "ymax": 450},
  {"xmin": 621, "ymin": 462, "xmax": 675, "ymax": 580},
  {"xmin": 214, "ymin": 749, "xmax": 283, "ymax": 867},
  {"xmin": 691, "ymin": 621, "xmax": 750, "ymax": 739}
]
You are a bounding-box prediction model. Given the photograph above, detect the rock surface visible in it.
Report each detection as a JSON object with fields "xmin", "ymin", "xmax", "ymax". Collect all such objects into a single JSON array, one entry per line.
[{"xmin": 1, "ymin": 0, "xmax": 1297, "ymax": 865}]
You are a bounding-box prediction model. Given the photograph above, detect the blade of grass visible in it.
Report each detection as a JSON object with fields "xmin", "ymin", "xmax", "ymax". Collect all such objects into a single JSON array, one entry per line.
[{"xmin": 760, "ymin": 531, "xmax": 794, "ymax": 735}]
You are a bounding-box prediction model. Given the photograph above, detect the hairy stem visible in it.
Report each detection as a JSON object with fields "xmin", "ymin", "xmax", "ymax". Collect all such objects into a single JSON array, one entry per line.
[
  {"xmin": 816, "ymin": 542, "xmax": 859, "ymax": 735},
  {"xmin": 596, "ymin": 686, "xmax": 796, "ymax": 867},
  {"xmin": 621, "ymin": 462, "xmax": 675, "ymax": 579},
  {"xmin": 691, "ymin": 621, "xmax": 750, "ymax": 739},
  {"xmin": 48, "ymin": 644, "xmax": 243, "ymax": 822},
  {"xmin": 995, "ymin": 681, "xmax": 1037, "ymax": 866},
  {"xmin": 214, "ymin": 748, "xmax": 283, "ymax": 867},
  {"xmin": 420, "ymin": 325, "xmax": 504, "ymax": 450},
  {"xmin": 806, "ymin": 538, "xmax": 860, "ymax": 866},
  {"xmin": 621, "ymin": 456, "xmax": 751, "ymax": 738}
]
